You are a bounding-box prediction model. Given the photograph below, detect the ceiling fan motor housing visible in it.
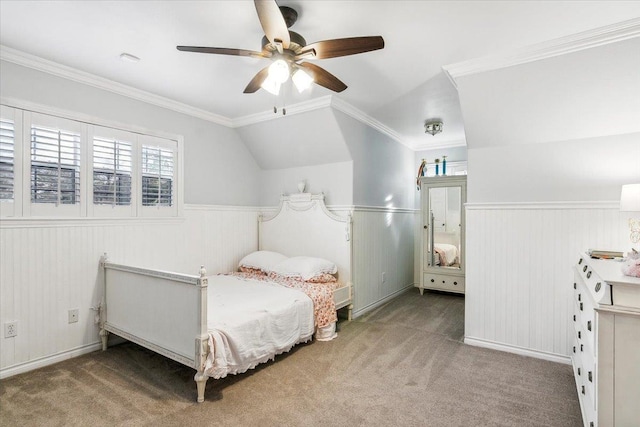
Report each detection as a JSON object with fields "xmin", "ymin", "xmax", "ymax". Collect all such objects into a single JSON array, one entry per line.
[{"xmin": 261, "ymin": 31, "xmax": 307, "ymax": 54}]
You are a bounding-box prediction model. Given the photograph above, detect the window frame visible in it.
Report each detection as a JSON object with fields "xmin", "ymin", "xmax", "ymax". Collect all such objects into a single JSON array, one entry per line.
[
  {"xmin": 0, "ymin": 105, "xmax": 23, "ymax": 218},
  {"xmin": 88, "ymin": 125, "xmax": 138, "ymax": 218},
  {"xmin": 24, "ymin": 111, "xmax": 87, "ymax": 217},
  {"xmin": 138, "ymin": 134, "xmax": 179, "ymax": 217},
  {"xmin": 0, "ymin": 100, "xmax": 183, "ymax": 220}
]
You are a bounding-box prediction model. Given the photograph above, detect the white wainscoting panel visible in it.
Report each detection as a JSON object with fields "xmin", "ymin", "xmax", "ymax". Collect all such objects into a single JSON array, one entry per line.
[
  {"xmin": 351, "ymin": 207, "xmax": 417, "ymax": 317},
  {"xmin": 465, "ymin": 204, "xmax": 629, "ymax": 360},
  {"xmin": 0, "ymin": 205, "xmax": 259, "ymax": 377}
]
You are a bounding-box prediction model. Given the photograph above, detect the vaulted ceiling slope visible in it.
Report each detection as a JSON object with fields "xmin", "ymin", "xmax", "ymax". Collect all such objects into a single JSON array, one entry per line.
[{"xmin": 1, "ymin": 1, "xmax": 639, "ymax": 151}]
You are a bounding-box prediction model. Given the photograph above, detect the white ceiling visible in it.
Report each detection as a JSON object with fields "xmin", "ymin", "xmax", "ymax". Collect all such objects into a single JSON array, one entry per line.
[{"xmin": 1, "ymin": 1, "xmax": 639, "ymax": 150}]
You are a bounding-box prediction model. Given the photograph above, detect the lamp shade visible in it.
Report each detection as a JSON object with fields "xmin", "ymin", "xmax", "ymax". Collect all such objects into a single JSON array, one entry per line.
[{"xmin": 620, "ymin": 183, "xmax": 640, "ymax": 212}]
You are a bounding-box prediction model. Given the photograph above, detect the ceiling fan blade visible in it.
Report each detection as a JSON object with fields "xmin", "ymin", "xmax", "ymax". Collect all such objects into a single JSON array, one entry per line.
[
  {"xmin": 254, "ymin": 0, "xmax": 290, "ymax": 49},
  {"xmin": 298, "ymin": 62, "xmax": 347, "ymax": 93},
  {"xmin": 244, "ymin": 66, "xmax": 271, "ymax": 93},
  {"xmin": 303, "ymin": 36, "xmax": 384, "ymax": 59},
  {"xmin": 177, "ymin": 46, "xmax": 268, "ymax": 59}
]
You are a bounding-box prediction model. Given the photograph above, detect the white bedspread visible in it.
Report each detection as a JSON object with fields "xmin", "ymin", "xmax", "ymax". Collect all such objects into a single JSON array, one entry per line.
[
  {"xmin": 204, "ymin": 274, "xmax": 314, "ymax": 379},
  {"xmin": 434, "ymin": 243, "xmax": 458, "ymax": 266}
]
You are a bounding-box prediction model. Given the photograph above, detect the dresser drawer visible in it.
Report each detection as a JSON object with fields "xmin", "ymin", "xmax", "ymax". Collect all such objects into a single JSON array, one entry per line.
[
  {"xmin": 575, "ymin": 257, "xmax": 612, "ymax": 305},
  {"xmin": 422, "ymin": 273, "xmax": 464, "ymax": 293}
]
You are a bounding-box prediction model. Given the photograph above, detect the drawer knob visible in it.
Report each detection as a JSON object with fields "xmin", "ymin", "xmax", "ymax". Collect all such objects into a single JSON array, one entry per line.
[
  {"xmin": 580, "ymin": 344, "xmax": 583, "ymax": 352},
  {"xmin": 583, "ymin": 265, "xmax": 588, "ymax": 273},
  {"xmin": 579, "ymin": 258, "xmax": 583, "ymax": 264},
  {"xmin": 578, "ymin": 331, "xmax": 581, "ymax": 339},
  {"xmin": 453, "ymin": 281, "xmax": 458, "ymax": 285},
  {"xmin": 589, "ymin": 423, "xmax": 594, "ymax": 427},
  {"xmin": 580, "ymin": 302, "xmax": 583, "ymax": 311},
  {"xmin": 577, "ymin": 367, "xmax": 581, "ymax": 376},
  {"xmin": 595, "ymin": 282, "xmax": 601, "ymax": 292},
  {"xmin": 573, "ymin": 282, "xmax": 577, "ymax": 289},
  {"xmin": 430, "ymin": 279, "xmax": 435, "ymax": 283},
  {"xmin": 587, "ymin": 320, "xmax": 592, "ymax": 331},
  {"xmin": 573, "ymin": 346, "xmax": 576, "ymax": 353},
  {"xmin": 586, "ymin": 271, "xmax": 592, "ymax": 279},
  {"xmin": 424, "ymin": 225, "xmax": 427, "ymax": 229},
  {"xmin": 573, "ymin": 315, "xmax": 576, "ymax": 322},
  {"xmin": 578, "ymin": 293, "xmax": 581, "ymax": 301},
  {"xmin": 581, "ymin": 385, "xmax": 585, "ymax": 395},
  {"xmin": 588, "ymin": 371, "xmax": 592, "ymax": 382},
  {"xmin": 442, "ymin": 280, "xmax": 446, "ymax": 284}
]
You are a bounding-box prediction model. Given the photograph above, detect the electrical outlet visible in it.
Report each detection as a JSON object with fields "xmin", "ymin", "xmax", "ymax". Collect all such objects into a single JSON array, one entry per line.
[
  {"xmin": 4, "ymin": 321, "xmax": 17, "ymax": 338},
  {"xmin": 68, "ymin": 309, "xmax": 79, "ymax": 324},
  {"xmin": 382, "ymin": 272, "xmax": 386, "ymax": 283}
]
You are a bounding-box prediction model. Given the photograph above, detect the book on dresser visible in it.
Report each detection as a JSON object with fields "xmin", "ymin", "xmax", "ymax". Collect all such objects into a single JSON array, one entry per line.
[{"xmin": 571, "ymin": 253, "xmax": 640, "ymax": 427}]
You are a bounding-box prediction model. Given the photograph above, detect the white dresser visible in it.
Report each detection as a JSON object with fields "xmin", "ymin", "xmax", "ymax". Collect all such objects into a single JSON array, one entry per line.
[{"xmin": 572, "ymin": 254, "xmax": 640, "ymax": 427}]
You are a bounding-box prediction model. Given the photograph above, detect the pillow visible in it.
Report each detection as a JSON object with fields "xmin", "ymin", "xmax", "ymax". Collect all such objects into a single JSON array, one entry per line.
[
  {"xmin": 270, "ymin": 256, "xmax": 337, "ymax": 281},
  {"xmin": 238, "ymin": 251, "xmax": 288, "ymax": 272}
]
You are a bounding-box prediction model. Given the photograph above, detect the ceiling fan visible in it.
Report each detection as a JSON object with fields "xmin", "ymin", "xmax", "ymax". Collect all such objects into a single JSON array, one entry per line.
[{"xmin": 177, "ymin": 0, "xmax": 384, "ymax": 95}]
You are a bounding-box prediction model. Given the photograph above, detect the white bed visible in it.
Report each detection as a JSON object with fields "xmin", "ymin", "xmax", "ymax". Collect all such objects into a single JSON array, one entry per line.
[
  {"xmin": 99, "ymin": 193, "xmax": 352, "ymax": 402},
  {"xmin": 432, "ymin": 231, "xmax": 460, "ymax": 266}
]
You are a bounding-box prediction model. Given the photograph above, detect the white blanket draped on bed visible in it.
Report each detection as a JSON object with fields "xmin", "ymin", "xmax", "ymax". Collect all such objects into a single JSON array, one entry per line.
[{"xmin": 204, "ymin": 275, "xmax": 314, "ymax": 379}]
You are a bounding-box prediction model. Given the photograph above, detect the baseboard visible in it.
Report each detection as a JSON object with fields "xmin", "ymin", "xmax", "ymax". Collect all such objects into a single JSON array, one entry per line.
[
  {"xmin": 352, "ymin": 284, "xmax": 415, "ymax": 318},
  {"xmin": 0, "ymin": 342, "xmax": 102, "ymax": 379},
  {"xmin": 464, "ymin": 337, "xmax": 571, "ymax": 365}
]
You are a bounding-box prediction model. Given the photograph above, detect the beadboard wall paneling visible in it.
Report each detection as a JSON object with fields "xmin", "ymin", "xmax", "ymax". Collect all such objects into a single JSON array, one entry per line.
[
  {"xmin": 465, "ymin": 205, "xmax": 629, "ymax": 361},
  {"xmin": 351, "ymin": 207, "xmax": 417, "ymax": 317},
  {"xmin": 1, "ymin": 204, "xmax": 416, "ymax": 377},
  {"xmin": 0, "ymin": 206, "xmax": 259, "ymax": 377}
]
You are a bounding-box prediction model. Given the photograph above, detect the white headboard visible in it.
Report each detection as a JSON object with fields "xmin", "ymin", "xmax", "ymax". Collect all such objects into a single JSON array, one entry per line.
[{"xmin": 259, "ymin": 193, "xmax": 352, "ymax": 285}]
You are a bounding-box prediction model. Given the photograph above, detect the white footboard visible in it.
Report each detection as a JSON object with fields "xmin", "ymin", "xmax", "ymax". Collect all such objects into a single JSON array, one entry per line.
[
  {"xmin": 334, "ymin": 282, "xmax": 353, "ymax": 320},
  {"xmin": 99, "ymin": 254, "xmax": 210, "ymax": 402}
]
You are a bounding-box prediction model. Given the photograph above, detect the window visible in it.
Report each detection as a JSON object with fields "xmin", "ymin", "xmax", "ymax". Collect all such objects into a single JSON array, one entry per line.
[
  {"xmin": 0, "ymin": 118, "xmax": 15, "ymax": 202},
  {"xmin": 93, "ymin": 136, "xmax": 132, "ymax": 206},
  {"xmin": 1, "ymin": 103, "xmax": 182, "ymax": 219},
  {"xmin": 141, "ymin": 145, "xmax": 174, "ymax": 207},
  {"xmin": 30, "ymin": 125, "xmax": 81, "ymax": 205}
]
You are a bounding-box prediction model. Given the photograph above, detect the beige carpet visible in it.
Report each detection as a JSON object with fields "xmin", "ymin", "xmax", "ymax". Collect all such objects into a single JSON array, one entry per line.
[{"xmin": 0, "ymin": 290, "xmax": 582, "ymax": 426}]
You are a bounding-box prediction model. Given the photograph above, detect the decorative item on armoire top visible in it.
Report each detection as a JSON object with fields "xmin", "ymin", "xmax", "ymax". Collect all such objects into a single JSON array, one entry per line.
[
  {"xmin": 297, "ymin": 180, "xmax": 306, "ymax": 193},
  {"xmin": 434, "ymin": 158, "xmax": 440, "ymax": 176},
  {"xmin": 622, "ymin": 248, "xmax": 640, "ymax": 278},
  {"xmin": 416, "ymin": 159, "xmax": 426, "ymax": 190},
  {"xmin": 620, "ymin": 183, "xmax": 640, "ymax": 260},
  {"xmin": 442, "ymin": 156, "xmax": 447, "ymax": 175}
]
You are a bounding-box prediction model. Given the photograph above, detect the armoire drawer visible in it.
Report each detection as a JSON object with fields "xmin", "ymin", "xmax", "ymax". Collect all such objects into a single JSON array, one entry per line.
[{"xmin": 422, "ymin": 273, "xmax": 464, "ymax": 293}]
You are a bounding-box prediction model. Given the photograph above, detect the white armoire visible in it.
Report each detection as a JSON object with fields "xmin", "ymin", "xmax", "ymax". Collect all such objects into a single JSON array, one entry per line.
[{"xmin": 417, "ymin": 176, "xmax": 467, "ymax": 295}]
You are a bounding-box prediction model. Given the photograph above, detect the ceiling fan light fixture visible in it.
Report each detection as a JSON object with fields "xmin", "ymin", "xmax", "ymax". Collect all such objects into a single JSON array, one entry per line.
[
  {"xmin": 261, "ymin": 75, "xmax": 281, "ymax": 95},
  {"xmin": 292, "ymin": 68, "xmax": 313, "ymax": 93},
  {"xmin": 268, "ymin": 59, "xmax": 290, "ymax": 84}
]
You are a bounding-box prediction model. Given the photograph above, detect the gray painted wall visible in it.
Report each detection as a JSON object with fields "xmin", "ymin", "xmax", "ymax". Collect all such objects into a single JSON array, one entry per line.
[
  {"xmin": 0, "ymin": 60, "xmax": 262, "ymax": 206},
  {"xmin": 258, "ymin": 161, "xmax": 353, "ymax": 206},
  {"xmin": 456, "ymin": 37, "xmax": 640, "ymax": 203},
  {"xmin": 333, "ymin": 110, "xmax": 416, "ymax": 209}
]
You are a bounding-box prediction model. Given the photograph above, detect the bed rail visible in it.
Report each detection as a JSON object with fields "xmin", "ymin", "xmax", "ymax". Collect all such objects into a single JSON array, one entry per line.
[{"xmin": 99, "ymin": 254, "xmax": 210, "ymax": 402}]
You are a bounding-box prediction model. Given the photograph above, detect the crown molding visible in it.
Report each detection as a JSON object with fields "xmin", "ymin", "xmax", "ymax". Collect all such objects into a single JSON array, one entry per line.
[
  {"xmin": 0, "ymin": 45, "xmax": 233, "ymax": 127},
  {"xmin": 443, "ymin": 17, "xmax": 640, "ymax": 88},
  {"xmin": 231, "ymin": 94, "xmax": 416, "ymax": 151},
  {"xmin": 412, "ymin": 139, "xmax": 467, "ymax": 151},
  {"xmin": 329, "ymin": 97, "xmax": 412, "ymax": 150},
  {"xmin": 230, "ymin": 95, "xmax": 333, "ymax": 128},
  {"xmin": 1, "ymin": 45, "xmax": 419, "ymax": 150}
]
